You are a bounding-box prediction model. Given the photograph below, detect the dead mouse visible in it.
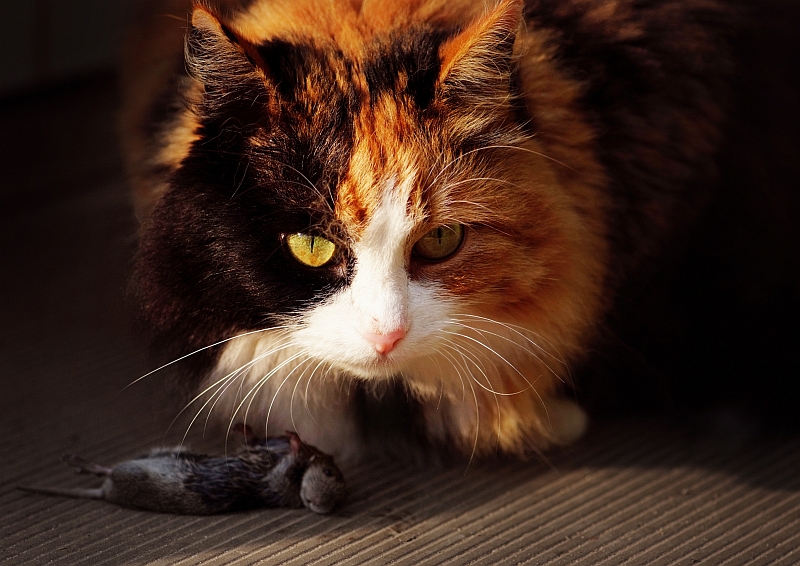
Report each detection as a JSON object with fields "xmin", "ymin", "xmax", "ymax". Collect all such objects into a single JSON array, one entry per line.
[{"xmin": 18, "ymin": 431, "xmax": 346, "ymax": 515}]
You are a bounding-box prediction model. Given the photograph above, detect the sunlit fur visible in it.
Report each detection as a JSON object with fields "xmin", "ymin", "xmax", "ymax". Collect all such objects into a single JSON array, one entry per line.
[{"xmin": 125, "ymin": 0, "xmax": 733, "ymax": 461}]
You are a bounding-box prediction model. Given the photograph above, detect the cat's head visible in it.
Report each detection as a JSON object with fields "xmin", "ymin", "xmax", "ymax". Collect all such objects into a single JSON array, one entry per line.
[{"xmin": 135, "ymin": 0, "xmax": 606, "ymax": 410}]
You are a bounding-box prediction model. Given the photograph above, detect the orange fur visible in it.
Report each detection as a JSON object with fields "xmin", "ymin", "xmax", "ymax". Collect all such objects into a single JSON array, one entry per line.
[{"xmin": 126, "ymin": 0, "xmax": 632, "ymax": 460}]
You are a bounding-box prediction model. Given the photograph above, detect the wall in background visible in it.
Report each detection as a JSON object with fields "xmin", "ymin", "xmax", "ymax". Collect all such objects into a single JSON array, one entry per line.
[{"xmin": 0, "ymin": 0, "xmax": 137, "ymax": 96}]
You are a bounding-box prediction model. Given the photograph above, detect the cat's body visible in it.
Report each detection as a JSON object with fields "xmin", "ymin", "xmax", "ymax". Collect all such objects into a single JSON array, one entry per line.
[{"xmin": 122, "ymin": 0, "xmax": 799, "ymax": 462}]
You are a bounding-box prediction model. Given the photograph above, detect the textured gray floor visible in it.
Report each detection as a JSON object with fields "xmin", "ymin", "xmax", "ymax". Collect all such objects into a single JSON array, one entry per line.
[{"xmin": 1, "ymin": 77, "xmax": 799, "ymax": 566}]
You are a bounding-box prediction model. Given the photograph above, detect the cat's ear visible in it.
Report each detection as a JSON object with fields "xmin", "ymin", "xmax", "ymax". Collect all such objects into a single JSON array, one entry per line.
[
  {"xmin": 436, "ymin": 0, "xmax": 523, "ymax": 129},
  {"xmin": 185, "ymin": 4, "xmax": 265, "ymax": 96}
]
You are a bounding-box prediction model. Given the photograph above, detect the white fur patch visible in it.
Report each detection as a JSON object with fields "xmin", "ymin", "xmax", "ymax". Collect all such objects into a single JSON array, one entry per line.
[
  {"xmin": 199, "ymin": 177, "xmax": 574, "ymax": 459},
  {"xmin": 292, "ymin": 176, "xmax": 453, "ymax": 378},
  {"xmin": 197, "ymin": 329, "xmax": 362, "ymax": 462}
]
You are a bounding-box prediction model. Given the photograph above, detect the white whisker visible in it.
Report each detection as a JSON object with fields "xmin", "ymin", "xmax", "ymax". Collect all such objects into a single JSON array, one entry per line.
[
  {"xmin": 440, "ymin": 338, "xmax": 526, "ymax": 396},
  {"xmin": 454, "ymin": 313, "xmax": 568, "ymax": 365},
  {"xmin": 289, "ymin": 357, "xmax": 319, "ymax": 434},
  {"xmin": 442, "ymin": 329, "xmax": 551, "ymax": 426},
  {"xmin": 123, "ymin": 326, "xmax": 290, "ymax": 391},
  {"xmin": 175, "ymin": 338, "xmax": 298, "ymax": 448},
  {"xmin": 265, "ymin": 359, "xmax": 311, "ymax": 440},
  {"xmin": 437, "ymin": 347, "xmax": 467, "ymax": 404},
  {"xmin": 303, "ymin": 359, "xmax": 328, "ymax": 426},
  {"xmin": 448, "ymin": 320, "xmax": 564, "ymax": 385},
  {"xmin": 441, "ymin": 342, "xmax": 502, "ymax": 451},
  {"xmin": 165, "ymin": 342, "xmax": 289, "ymax": 439},
  {"xmin": 227, "ymin": 350, "xmax": 305, "ymax": 440}
]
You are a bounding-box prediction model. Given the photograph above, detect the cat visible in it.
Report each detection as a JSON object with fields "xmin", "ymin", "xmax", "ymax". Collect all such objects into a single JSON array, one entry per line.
[{"xmin": 121, "ymin": 0, "xmax": 799, "ymax": 462}]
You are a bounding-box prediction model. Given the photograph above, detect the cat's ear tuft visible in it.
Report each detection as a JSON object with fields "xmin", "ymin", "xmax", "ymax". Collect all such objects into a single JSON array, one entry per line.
[
  {"xmin": 185, "ymin": 4, "xmax": 264, "ymax": 96},
  {"xmin": 436, "ymin": 0, "xmax": 523, "ymax": 129}
]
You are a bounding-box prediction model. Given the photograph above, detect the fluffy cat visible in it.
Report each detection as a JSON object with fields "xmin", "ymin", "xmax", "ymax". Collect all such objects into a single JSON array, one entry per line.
[{"xmin": 121, "ymin": 0, "xmax": 796, "ymax": 462}]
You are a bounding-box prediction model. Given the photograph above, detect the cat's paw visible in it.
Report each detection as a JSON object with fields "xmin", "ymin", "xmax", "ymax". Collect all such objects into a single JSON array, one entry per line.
[{"xmin": 546, "ymin": 398, "xmax": 588, "ymax": 446}]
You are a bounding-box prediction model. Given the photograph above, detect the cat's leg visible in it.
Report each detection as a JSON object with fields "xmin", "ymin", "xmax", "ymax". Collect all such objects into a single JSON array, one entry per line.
[
  {"xmin": 545, "ymin": 397, "xmax": 588, "ymax": 446},
  {"xmin": 419, "ymin": 386, "xmax": 587, "ymax": 456}
]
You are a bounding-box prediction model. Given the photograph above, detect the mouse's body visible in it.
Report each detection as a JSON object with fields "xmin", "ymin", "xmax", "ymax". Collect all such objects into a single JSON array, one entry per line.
[{"xmin": 19, "ymin": 433, "xmax": 346, "ymax": 515}]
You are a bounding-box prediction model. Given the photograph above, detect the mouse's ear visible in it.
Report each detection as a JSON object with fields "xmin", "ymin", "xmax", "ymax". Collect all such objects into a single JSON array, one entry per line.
[
  {"xmin": 286, "ymin": 431, "xmax": 303, "ymax": 453},
  {"xmin": 231, "ymin": 422, "xmax": 254, "ymax": 442}
]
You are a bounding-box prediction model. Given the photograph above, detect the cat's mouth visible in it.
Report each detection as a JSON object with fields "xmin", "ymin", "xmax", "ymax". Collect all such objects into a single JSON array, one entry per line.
[{"xmin": 336, "ymin": 352, "xmax": 407, "ymax": 380}]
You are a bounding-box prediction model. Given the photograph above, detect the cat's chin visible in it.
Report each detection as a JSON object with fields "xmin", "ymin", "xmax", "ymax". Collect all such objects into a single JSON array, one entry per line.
[{"xmin": 333, "ymin": 357, "xmax": 407, "ymax": 381}]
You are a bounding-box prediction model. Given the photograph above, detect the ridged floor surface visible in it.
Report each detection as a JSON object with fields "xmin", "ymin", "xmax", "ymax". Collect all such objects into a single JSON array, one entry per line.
[{"xmin": 1, "ymin": 78, "xmax": 798, "ymax": 566}]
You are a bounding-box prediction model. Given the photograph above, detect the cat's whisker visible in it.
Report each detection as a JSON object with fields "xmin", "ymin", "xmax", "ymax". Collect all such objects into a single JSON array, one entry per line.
[
  {"xmin": 203, "ymin": 366, "xmax": 248, "ymax": 436},
  {"xmin": 464, "ymin": 361, "xmax": 481, "ymax": 474},
  {"xmin": 235, "ymin": 178, "xmax": 331, "ymax": 207},
  {"xmin": 481, "ymin": 144, "xmax": 578, "ymax": 173},
  {"xmin": 442, "ymin": 329, "xmax": 503, "ymax": 378},
  {"xmin": 436, "ymin": 346, "xmax": 468, "ymax": 404},
  {"xmin": 425, "ymin": 142, "xmax": 577, "ymax": 200},
  {"xmin": 425, "ymin": 354, "xmax": 447, "ymax": 411},
  {"xmin": 227, "ymin": 349, "xmax": 305, "ymax": 441},
  {"xmin": 426, "ymin": 144, "xmax": 509, "ymax": 191},
  {"xmin": 441, "ymin": 330, "xmax": 534, "ymax": 389},
  {"xmin": 453, "ymin": 314, "xmax": 571, "ymax": 375},
  {"xmin": 203, "ymin": 344, "xmax": 274, "ymax": 436},
  {"xmin": 440, "ymin": 338, "xmax": 526, "ymax": 396},
  {"xmin": 303, "ymin": 359, "xmax": 328, "ymax": 426},
  {"xmin": 456, "ymin": 344, "xmax": 504, "ymax": 453},
  {"xmin": 268, "ymin": 160, "xmax": 333, "ymax": 212},
  {"xmin": 165, "ymin": 344, "xmax": 282, "ymax": 440},
  {"xmin": 178, "ymin": 377, "xmax": 235, "ymax": 453},
  {"xmin": 436, "ymin": 345, "xmax": 481, "ymax": 460},
  {"xmin": 266, "ymin": 357, "xmax": 313, "ymax": 441},
  {"xmin": 445, "ymin": 335, "xmax": 555, "ymax": 460},
  {"xmin": 452, "ymin": 313, "xmax": 573, "ymax": 382},
  {"xmin": 451, "ymin": 342, "xmax": 505, "ymax": 399},
  {"xmin": 454, "ymin": 313, "xmax": 569, "ymax": 366},
  {"xmin": 448, "ymin": 320, "xmax": 564, "ymax": 385},
  {"xmin": 234, "ymin": 349, "xmax": 305, "ymax": 436},
  {"xmin": 441, "ymin": 342, "xmax": 503, "ymax": 451},
  {"xmin": 289, "ymin": 357, "xmax": 318, "ymax": 434},
  {"xmin": 442, "ymin": 329, "xmax": 551, "ymax": 427},
  {"xmin": 438, "ymin": 176, "xmax": 525, "ymax": 194},
  {"xmin": 443, "ymin": 200, "xmax": 515, "ymax": 237},
  {"xmin": 229, "ymin": 156, "xmax": 250, "ymax": 200},
  {"xmin": 174, "ymin": 337, "xmax": 298, "ymax": 448},
  {"xmin": 123, "ymin": 326, "xmax": 290, "ymax": 391}
]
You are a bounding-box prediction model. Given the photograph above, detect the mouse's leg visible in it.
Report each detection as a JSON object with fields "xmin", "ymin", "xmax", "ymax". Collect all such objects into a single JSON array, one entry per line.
[{"xmin": 63, "ymin": 454, "xmax": 113, "ymax": 476}]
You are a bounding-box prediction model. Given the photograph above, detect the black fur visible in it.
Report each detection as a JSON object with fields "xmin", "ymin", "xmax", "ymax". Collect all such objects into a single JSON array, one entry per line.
[
  {"xmin": 135, "ymin": 29, "xmax": 359, "ymax": 366},
  {"xmin": 362, "ymin": 27, "xmax": 452, "ymax": 111}
]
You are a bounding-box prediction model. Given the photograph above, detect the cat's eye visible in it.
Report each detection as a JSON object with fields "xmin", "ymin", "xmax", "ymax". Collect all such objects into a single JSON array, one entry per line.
[
  {"xmin": 413, "ymin": 224, "xmax": 465, "ymax": 261},
  {"xmin": 286, "ymin": 233, "xmax": 337, "ymax": 267}
]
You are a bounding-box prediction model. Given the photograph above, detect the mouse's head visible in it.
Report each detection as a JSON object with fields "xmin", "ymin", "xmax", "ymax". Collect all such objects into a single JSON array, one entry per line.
[{"xmin": 299, "ymin": 452, "xmax": 347, "ymax": 514}]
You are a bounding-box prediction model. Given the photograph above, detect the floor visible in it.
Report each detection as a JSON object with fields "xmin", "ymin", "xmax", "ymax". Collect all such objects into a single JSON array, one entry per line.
[{"xmin": 1, "ymin": 76, "xmax": 799, "ymax": 566}]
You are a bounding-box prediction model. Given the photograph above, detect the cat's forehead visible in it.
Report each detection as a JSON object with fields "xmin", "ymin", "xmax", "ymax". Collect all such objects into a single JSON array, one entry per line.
[
  {"xmin": 209, "ymin": 0, "xmax": 517, "ymax": 238},
  {"xmin": 238, "ymin": 36, "xmax": 454, "ymax": 235},
  {"xmin": 229, "ymin": 0, "xmax": 483, "ymax": 53}
]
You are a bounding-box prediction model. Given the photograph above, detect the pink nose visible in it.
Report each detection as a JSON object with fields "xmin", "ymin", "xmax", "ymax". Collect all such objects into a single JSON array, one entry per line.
[{"xmin": 362, "ymin": 329, "xmax": 407, "ymax": 355}]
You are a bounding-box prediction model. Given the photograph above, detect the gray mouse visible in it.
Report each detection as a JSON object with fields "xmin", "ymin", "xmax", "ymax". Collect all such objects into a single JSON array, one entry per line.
[{"xmin": 18, "ymin": 431, "xmax": 346, "ymax": 515}]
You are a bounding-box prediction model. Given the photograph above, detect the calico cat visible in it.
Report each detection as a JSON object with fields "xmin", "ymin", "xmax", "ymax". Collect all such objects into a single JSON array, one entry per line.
[{"xmin": 121, "ymin": 0, "xmax": 798, "ymax": 462}]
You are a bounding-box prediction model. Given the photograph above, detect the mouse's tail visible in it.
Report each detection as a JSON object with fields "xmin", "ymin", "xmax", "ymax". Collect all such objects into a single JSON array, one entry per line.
[{"xmin": 17, "ymin": 485, "xmax": 104, "ymax": 500}]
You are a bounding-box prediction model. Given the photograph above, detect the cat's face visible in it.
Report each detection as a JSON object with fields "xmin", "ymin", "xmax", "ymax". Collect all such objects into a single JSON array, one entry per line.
[{"xmin": 135, "ymin": 1, "xmax": 607, "ymax": 453}]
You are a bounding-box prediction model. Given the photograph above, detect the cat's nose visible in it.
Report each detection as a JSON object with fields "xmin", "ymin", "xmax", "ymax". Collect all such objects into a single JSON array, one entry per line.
[{"xmin": 362, "ymin": 329, "xmax": 406, "ymax": 355}]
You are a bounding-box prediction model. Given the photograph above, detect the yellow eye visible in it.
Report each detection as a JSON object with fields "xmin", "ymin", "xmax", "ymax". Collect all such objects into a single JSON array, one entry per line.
[
  {"xmin": 286, "ymin": 233, "xmax": 337, "ymax": 267},
  {"xmin": 413, "ymin": 224, "xmax": 464, "ymax": 261}
]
